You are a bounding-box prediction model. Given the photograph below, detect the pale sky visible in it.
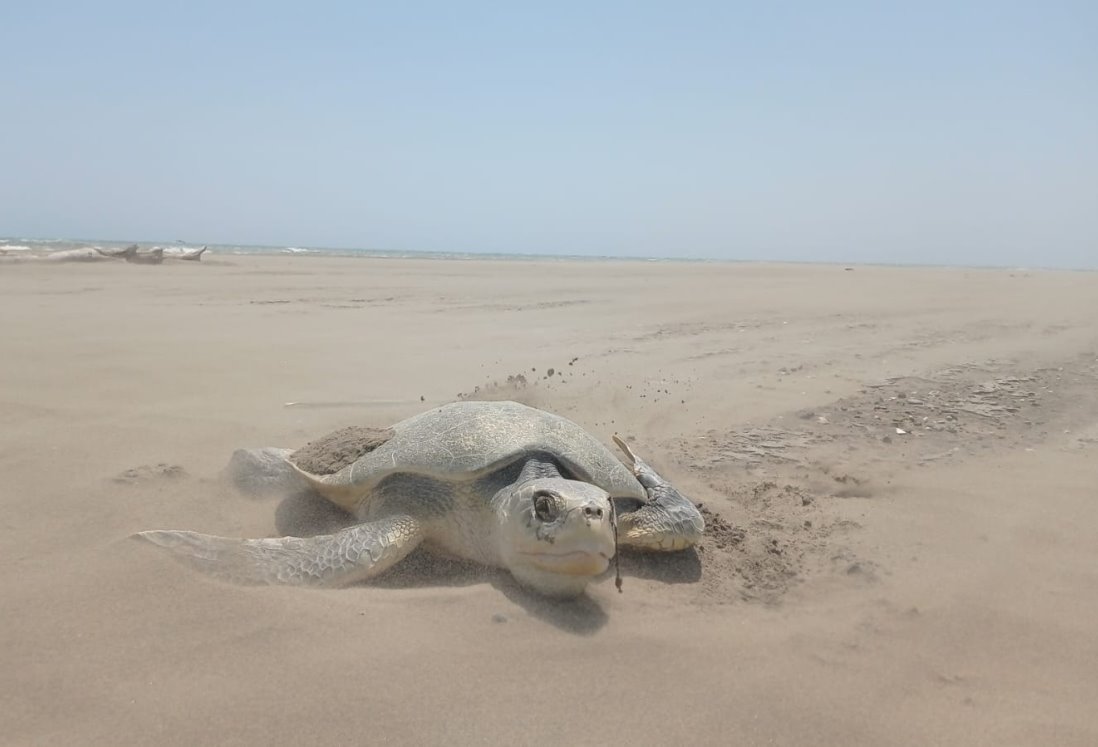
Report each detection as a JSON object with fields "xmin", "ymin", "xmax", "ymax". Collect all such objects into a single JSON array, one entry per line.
[{"xmin": 2, "ymin": 1, "xmax": 1095, "ymax": 267}]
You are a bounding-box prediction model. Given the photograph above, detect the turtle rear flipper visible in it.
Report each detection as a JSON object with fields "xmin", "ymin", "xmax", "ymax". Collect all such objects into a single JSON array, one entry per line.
[{"xmin": 134, "ymin": 515, "xmax": 423, "ymax": 586}]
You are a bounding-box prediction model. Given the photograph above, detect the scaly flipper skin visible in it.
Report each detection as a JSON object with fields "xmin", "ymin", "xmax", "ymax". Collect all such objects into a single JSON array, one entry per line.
[
  {"xmin": 612, "ymin": 436, "xmax": 705, "ymax": 551},
  {"xmin": 134, "ymin": 515, "xmax": 423, "ymax": 586}
]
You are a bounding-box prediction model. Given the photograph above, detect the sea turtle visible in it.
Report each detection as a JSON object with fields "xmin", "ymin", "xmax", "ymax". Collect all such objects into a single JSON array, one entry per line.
[{"xmin": 136, "ymin": 400, "xmax": 705, "ymax": 597}]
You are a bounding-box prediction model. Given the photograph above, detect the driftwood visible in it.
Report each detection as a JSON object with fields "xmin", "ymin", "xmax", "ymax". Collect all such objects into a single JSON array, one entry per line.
[
  {"xmin": 94, "ymin": 244, "xmax": 139, "ymax": 260},
  {"xmin": 94, "ymin": 244, "xmax": 208, "ymax": 263},
  {"xmin": 165, "ymin": 245, "xmax": 207, "ymax": 261},
  {"xmin": 126, "ymin": 248, "xmax": 164, "ymax": 265}
]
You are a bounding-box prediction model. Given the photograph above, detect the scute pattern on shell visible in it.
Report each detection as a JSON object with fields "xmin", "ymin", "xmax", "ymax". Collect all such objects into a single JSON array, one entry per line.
[{"xmin": 320, "ymin": 401, "xmax": 646, "ymax": 509}]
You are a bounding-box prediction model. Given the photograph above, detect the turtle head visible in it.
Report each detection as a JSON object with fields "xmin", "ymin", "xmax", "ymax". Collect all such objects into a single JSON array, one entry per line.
[{"xmin": 496, "ymin": 477, "xmax": 616, "ymax": 598}]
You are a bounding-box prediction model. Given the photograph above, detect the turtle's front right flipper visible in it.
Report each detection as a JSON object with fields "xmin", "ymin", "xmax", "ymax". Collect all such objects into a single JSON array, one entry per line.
[
  {"xmin": 133, "ymin": 515, "xmax": 423, "ymax": 586},
  {"xmin": 612, "ymin": 436, "xmax": 705, "ymax": 551}
]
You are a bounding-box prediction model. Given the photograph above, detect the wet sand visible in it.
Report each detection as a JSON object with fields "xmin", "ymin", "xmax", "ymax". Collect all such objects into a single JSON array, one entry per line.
[{"xmin": 2, "ymin": 255, "xmax": 1096, "ymax": 745}]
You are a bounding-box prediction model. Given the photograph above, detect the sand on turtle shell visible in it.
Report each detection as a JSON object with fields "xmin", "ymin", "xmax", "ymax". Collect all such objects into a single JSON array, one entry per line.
[{"xmin": 290, "ymin": 426, "xmax": 394, "ymax": 475}]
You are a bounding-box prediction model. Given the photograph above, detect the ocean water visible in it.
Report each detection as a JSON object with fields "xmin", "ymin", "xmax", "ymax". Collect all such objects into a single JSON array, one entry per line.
[
  {"xmin": 9, "ymin": 237, "xmax": 1079, "ymax": 271},
  {"xmin": 0, "ymin": 237, "xmax": 684, "ymax": 263}
]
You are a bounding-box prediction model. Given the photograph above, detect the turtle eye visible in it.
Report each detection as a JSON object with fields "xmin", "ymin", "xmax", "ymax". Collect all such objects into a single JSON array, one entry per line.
[{"xmin": 533, "ymin": 493, "xmax": 556, "ymax": 522}]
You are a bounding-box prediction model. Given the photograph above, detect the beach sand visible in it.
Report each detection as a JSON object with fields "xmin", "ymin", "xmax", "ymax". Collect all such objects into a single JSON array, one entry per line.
[{"xmin": 1, "ymin": 255, "xmax": 1096, "ymax": 745}]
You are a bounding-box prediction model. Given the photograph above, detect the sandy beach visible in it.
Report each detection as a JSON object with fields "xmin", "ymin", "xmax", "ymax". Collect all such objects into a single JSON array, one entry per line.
[{"xmin": 1, "ymin": 254, "xmax": 1096, "ymax": 745}]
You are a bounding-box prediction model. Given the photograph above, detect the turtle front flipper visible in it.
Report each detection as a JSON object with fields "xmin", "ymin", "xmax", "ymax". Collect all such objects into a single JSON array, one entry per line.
[
  {"xmin": 612, "ymin": 436, "xmax": 705, "ymax": 551},
  {"xmin": 134, "ymin": 515, "xmax": 424, "ymax": 586}
]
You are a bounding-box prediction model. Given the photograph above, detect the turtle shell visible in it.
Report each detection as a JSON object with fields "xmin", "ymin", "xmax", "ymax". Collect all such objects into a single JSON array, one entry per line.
[{"xmin": 292, "ymin": 400, "xmax": 645, "ymax": 512}]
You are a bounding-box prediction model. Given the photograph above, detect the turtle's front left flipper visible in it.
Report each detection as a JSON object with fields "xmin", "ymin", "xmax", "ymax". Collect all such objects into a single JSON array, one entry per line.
[
  {"xmin": 612, "ymin": 436, "xmax": 705, "ymax": 551},
  {"xmin": 134, "ymin": 515, "xmax": 424, "ymax": 586}
]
